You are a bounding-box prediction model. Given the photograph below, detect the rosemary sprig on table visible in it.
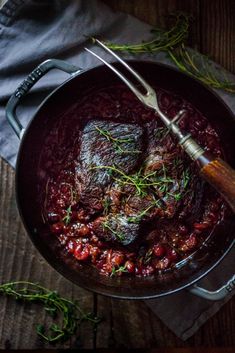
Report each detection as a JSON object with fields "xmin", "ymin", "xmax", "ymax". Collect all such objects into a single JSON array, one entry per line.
[
  {"xmin": 168, "ymin": 45, "xmax": 235, "ymax": 93},
  {"xmin": 95, "ymin": 126, "xmax": 140, "ymax": 154},
  {"xmin": 102, "ymin": 13, "xmax": 189, "ymax": 53},
  {"xmin": 101, "ymin": 13, "xmax": 235, "ymax": 93},
  {"xmin": 0, "ymin": 281, "xmax": 100, "ymax": 343}
]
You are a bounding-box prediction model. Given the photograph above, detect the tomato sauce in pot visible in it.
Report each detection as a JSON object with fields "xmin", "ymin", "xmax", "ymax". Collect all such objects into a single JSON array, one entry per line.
[{"xmin": 38, "ymin": 85, "xmax": 224, "ymax": 277}]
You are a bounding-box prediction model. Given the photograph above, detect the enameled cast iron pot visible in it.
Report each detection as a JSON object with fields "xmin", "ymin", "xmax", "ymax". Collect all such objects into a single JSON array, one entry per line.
[{"xmin": 6, "ymin": 59, "xmax": 235, "ymax": 300}]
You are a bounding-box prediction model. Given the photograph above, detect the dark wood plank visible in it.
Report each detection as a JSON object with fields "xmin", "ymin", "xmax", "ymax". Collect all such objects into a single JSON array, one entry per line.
[
  {"xmin": 96, "ymin": 295, "xmax": 235, "ymax": 348},
  {"xmin": 96, "ymin": 297, "xmax": 154, "ymax": 348},
  {"xmin": 189, "ymin": 298, "xmax": 235, "ymax": 347},
  {"xmin": 199, "ymin": 0, "xmax": 235, "ymax": 74},
  {"xmin": 0, "ymin": 158, "xmax": 95, "ymax": 350}
]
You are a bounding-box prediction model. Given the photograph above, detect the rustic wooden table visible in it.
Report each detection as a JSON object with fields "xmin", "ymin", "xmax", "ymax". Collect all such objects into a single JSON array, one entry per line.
[{"xmin": 0, "ymin": 0, "xmax": 234, "ymax": 350}]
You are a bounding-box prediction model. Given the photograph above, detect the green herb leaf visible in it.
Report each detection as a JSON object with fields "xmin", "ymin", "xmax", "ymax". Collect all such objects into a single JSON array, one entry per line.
[
  {"xmin": 0, "ymin": 281, "xmax": 101, "ymax": 344},
  {"xmin": 95, "ymin": 126, "xmax": 141, "ymax": 154},
  {"xmin": 143, "ymin": 249, "xmax": 153, "ymax": 264},
  {"xmin": 182, "ymin": 167, "xmax": 191, "ymax": 189},
  {"xmin": 45, "ymin": 306, "xmax": 57, "ymax": 318},
  {"xmin": 111, "ymin": 265, "xmax": 127, "ymax": 277},
  {"xmin": 102, "ymin": 196, "xmax": 111, "ymax": 215},
  {"xmin": 102, "ymin": 13, "xmax": 189, "ymax": 54},
  {"xmin": 90, "ymin": 165, "xmax": 171, "ymax": 198},
  {"xmin": 62, "ymin": 205, "xmax": 72, "ymax": 225},
  {"xmin": 36, "ymin": 324, "xmax": 45, "ymax": 335},
  {"xmin": 101, "ymin": 13, "xmax": 235, "ymax": 93},
  {"xmin": 102, "ymin": 220, "xmax": 125, "ymax": 242},
  {"xmin": 168, "ymin": 45, "xmax": 235, "ymax": 93},
  {"xmin": 127, "ymin": 201, "xmax": 160, "ymax": 223}
]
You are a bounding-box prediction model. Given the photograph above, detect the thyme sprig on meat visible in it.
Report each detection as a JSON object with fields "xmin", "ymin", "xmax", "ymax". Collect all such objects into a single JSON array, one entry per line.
[
  {"xmin": 0, "ymin": 281, "xmax": 101, "ymax": 343},
  {"xmin": 90, "ymin": 165, "xmax": 174, "ymax": 197},
  {"xmin": 127, "ymin": 201, "xmax": 160, "ymax": 223},
  {"xmin": 102, "ymin": 196, "xmax": 112, "ymax": 215},
  {"xmin": 91, "ymin": 161, "xmax": 191, "ymax": 206},
  {"xmin": 101, "ymin": 219, "xmax": 126, "ymax": 242},
  {"xmin": 95, "ymin": 126, "xmax": 141, "ymax": 154}
]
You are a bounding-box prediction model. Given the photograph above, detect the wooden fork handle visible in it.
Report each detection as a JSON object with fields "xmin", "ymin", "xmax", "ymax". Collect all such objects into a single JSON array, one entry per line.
[{"xmin": 197, "ymin": 152, "xmax": 235, "ymax": 213}]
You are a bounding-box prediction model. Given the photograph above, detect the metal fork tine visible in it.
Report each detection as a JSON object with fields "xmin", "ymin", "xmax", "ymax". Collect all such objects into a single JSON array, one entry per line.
[
  {"xmin": 95, "ymin": 39, "xmax": 153, "ymax": 94},
  {"xmin": 84, "ymin": 47, "xmax": 143, "ymax": 99},
  {"xmin": 84, "ymin": 40, "xmax": 202, "ymax": 161}
]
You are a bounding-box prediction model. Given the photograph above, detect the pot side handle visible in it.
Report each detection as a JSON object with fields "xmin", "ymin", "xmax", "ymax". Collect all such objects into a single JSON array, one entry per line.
[
  {"xmin": 189, "ymin": 274, "xmax": 235, "ymax": 300},
  {"xmin": 6, "ymin": 59, "xmax": 81, "ymax": 139}
]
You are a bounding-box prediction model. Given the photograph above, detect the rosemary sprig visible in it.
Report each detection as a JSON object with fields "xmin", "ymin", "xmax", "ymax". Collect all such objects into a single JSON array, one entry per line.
[
  {"xmin": 102, "ymin": 14, "xmax": 235, "ymax": 93},
  {"xmin": 102, "ymin": 13, "xmax": 189, "ymax": 53},
  {"xmin": 168, "ymin": 45, "xmax": 235, "ymax": 93},
  {"xmin": 95, "ymin": 126, "xmax": 140, "ymax": 154},
  {"xmin": 0, "ymin": 281, "xmax": 100, "ymax": 343}
]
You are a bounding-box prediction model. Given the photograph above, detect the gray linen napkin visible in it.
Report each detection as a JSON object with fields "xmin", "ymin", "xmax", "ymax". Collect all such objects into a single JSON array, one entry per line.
[{"xmin": 0, "ymin": 0, "xmax": 234, "ymax": 341}]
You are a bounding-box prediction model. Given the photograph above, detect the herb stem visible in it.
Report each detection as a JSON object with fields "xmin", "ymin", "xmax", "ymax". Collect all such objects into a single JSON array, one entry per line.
[
  {"xmin": 102, "ymin": 13, "xmax": 189, "ymax": 54},
  {"xmin": 95, "ymin": 126, "xmax": 140, "ymax": 154},
  {"xmin": 102, "ymin": 220, "xmax": 125, "ymax": 241},
  {"xmin": 101, "ymin": 13, "xmax": 235, "ymax": 93},
  {"xmin": 0, "ymin": 281, "xmax": 101, "ymax": 343}
]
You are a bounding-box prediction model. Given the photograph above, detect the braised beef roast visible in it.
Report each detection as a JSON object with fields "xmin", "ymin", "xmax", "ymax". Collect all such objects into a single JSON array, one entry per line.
[
  {"xmin": 73, "ymin": 118, "xmax": 205, "ymax": 246},
  {"xmin": 39, "ymin": 85, "xmax": 224, "ymax": 277}
]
